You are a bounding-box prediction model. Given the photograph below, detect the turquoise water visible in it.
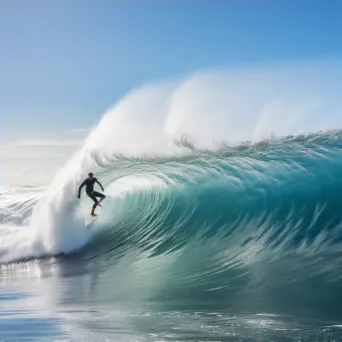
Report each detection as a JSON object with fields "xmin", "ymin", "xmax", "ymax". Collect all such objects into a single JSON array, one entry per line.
[{"xmin": 2, "ymin": 132, "xmax": 342, "ymax": 340}]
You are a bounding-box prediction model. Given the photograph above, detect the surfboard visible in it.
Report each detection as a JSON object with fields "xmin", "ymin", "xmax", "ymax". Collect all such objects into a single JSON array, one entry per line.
[{"xmin": 85, "ymin": 205, "xmax": 102, "ymax": 227}]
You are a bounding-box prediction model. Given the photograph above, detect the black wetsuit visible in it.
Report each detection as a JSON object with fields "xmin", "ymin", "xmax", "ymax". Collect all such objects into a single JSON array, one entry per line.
[{"xmin": 78, "ymin": 177, "xmax": 105, "ymax": 207}]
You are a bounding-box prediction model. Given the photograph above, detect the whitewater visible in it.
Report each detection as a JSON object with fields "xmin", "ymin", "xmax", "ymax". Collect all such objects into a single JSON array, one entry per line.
[{"xmin": 2, "ymin": 62, "xmax": 342, "ymax": 341}]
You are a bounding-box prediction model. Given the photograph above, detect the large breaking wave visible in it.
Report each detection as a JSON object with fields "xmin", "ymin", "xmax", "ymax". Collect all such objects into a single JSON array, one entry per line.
[{"xmin": 2, "ymin": 62, "xmax": 342, "ymax": 318}]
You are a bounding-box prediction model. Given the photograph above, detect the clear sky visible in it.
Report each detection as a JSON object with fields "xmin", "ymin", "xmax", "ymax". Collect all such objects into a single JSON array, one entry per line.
[{"xmin": 1, "ymin": 0, "xmax": 342, "ymax": 185}]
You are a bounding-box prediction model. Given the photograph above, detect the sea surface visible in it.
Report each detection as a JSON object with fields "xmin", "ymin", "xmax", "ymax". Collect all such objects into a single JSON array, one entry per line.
[{"xmin": 2, "ymin": 131, "xmax": 342, "ymax": 341}]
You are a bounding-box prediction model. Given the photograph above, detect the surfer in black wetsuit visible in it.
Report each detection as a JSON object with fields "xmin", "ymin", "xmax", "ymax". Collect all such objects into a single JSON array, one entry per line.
[{"xmin": 77, "ymin": 172, "xmax": 106, "ymax": 216}]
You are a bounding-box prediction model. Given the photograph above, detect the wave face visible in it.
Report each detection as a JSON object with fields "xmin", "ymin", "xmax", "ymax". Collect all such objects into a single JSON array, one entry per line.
[
  {"xmin": 3, "ymin": 132, "xmax": 342, "ymax": 319},
  {"xmin": 2, "ymin": 64, "xmax": 342, "ymax": 321},
  {"xmin": 83, "ymin": 133, "xmax": 342, "ymax": 318}
]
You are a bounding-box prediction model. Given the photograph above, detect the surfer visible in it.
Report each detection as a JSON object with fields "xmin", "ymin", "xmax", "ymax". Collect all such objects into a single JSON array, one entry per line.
[{"xmin": 77, "ymin": 172, "xmax": 106, "ymax": 216}]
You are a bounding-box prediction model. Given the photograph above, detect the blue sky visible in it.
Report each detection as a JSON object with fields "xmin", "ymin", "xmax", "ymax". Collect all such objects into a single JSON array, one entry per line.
[{"xmin": 1, "ymin": 0, "xmax": 342, "ymax": 184}]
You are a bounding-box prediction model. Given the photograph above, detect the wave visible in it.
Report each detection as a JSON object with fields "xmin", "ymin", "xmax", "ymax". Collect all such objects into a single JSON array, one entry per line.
[
  {"xmin": 2, "ymin": 63, "xmax": 342, "ymax": 317},
  {"xmin": 2, "ymin": 132, "xmax": 342, "ymax": 313}
]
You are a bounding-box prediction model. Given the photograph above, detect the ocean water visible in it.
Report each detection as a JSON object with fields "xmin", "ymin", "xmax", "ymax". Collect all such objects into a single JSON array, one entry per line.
[
  {"xmin": 2, "ymin": 67, "xmax": 342, "ymax": 341},
  {"xmin": 2, "ymin": 132, "xmax": 342, "ymax": 341}
]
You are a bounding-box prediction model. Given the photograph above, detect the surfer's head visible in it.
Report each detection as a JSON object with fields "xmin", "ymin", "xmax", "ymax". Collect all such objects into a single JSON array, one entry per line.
[{"xmin": 88, "ymin": 172, "xmax": 94, "ymax": 179}]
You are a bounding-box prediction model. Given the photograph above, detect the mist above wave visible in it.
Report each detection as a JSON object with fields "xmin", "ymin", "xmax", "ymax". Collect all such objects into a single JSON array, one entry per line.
[{"xmin": 80, "ymin": 60, "xmax": 342, "ymax": 166}]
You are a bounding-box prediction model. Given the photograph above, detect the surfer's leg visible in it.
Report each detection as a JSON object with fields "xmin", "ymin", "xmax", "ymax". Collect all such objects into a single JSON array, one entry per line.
[
  {"xmin": 91, "ymin": 203, "xmax": 97, "ymax": 216},
  {"xmin": 93, "ymin": 191, "xmax": 106, "ymax": 207},
  {"xmin": 86, "ymin": 191, "xmax": 98, "ymax": 216}
]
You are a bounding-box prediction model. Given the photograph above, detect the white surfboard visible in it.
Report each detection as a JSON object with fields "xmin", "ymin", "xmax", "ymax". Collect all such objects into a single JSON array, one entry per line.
[{"xmin": 85, "ymin": 205, "xmax": 102, "ymax": 227}]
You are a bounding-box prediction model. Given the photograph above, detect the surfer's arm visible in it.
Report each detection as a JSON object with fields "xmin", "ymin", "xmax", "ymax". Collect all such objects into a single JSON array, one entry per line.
[
  {"xmin": 77, "ymin": 180, "xmax": 86, "ymax": 198},
  {"xmin": 95, "ymin": 178, "xmax": 104, "ymax": 191}
]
